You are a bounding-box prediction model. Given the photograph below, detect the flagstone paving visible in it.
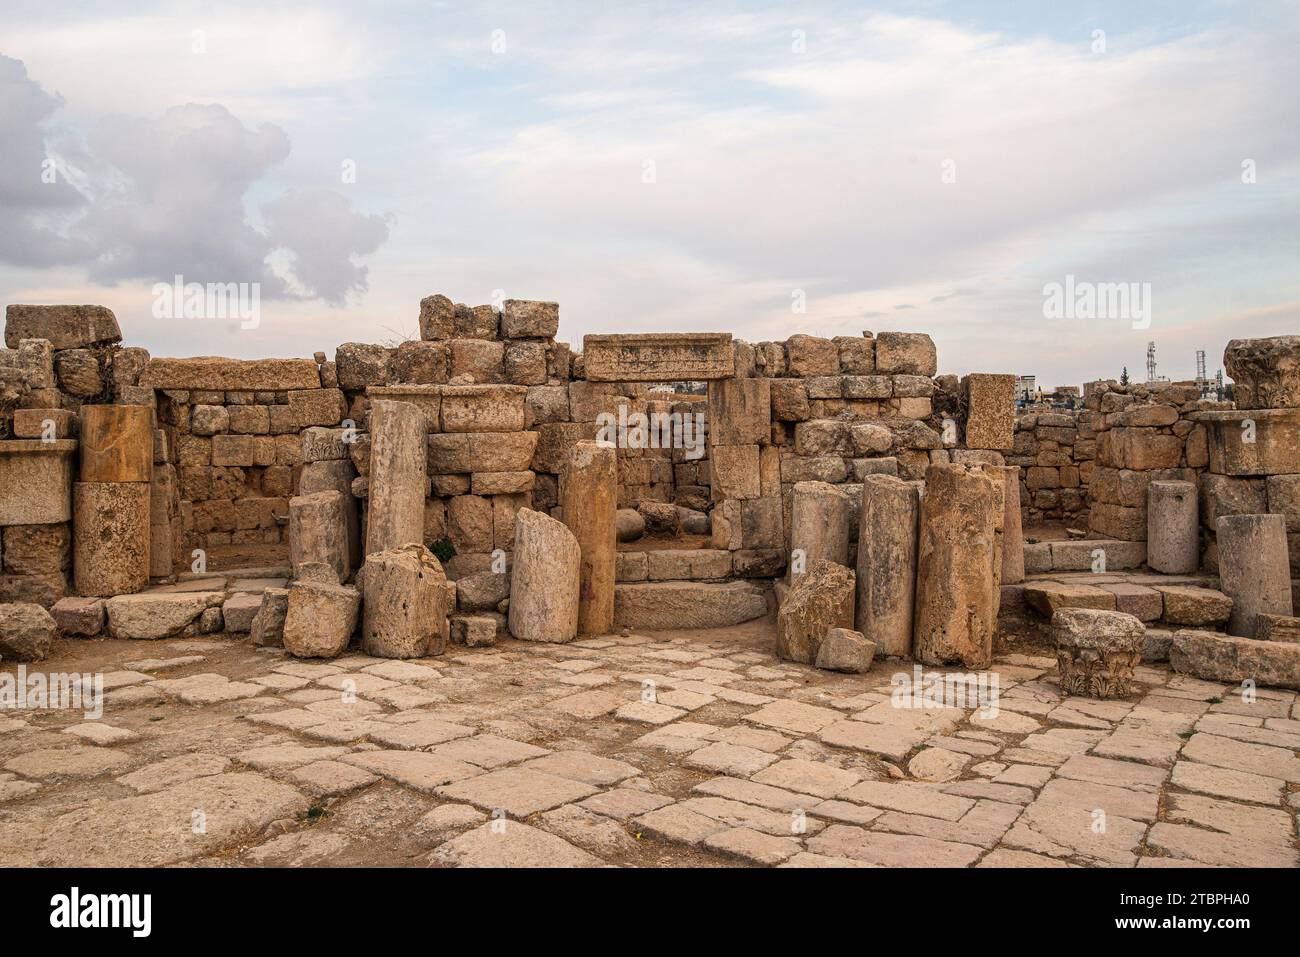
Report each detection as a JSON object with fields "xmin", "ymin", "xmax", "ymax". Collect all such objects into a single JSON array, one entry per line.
[{"xmin": 0, "ymin": 618, "xmax": 1296, "ymax": 868}]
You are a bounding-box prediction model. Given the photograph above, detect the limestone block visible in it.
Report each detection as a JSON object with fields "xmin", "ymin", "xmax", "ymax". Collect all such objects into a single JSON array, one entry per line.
[
  {"xmin": 874, "ymin": 332, "xmax": 937, "ymax": 376},
  {"xmin": 50, "ymin": 596, "xmax": 105, "ymax": 636},
  {"xmin": 776, "ymin": 560, "xmax": 855, "ymax": 665},
  {"xmin": 449, "ymin": 338, "xmax": 505, "ymax": 382},
  {"xmin": 104, "ymin": 591, "xmax": 223, "ymax": 639},
  {"xmin": 616, "ymin": 508, "xmax": 645, "ymax": 542},
  {"xmin": 79, "ymin": 405, "xmax": 152, "ymax": 483},
  {"xmin": 645, "ymin": 549, "xmax": 732, "ymax": 581},
  {"xmin": 531, "ymin": 422, "xmax": 598, "ymax": 473},
  {"xmin": 501, "ymin": 300, "xmax": 560, "ymax": 339},
  {"xmin": 440, "ymin": 385, "xmax": 527, "ymax": 433},
  {"xmin": 913, "ymin": 464, "xmax": 999, "ymax": 668},
  {"xmin": 334, "ymin": 343, "xmax": 392, "ymax": 390},
  {"xmin": 11, "ymin": 408, "xmax": 76, "ymax": 439},
  {"xmin": 856, "ymin": 475, "xmax": 920, "ymax": 657},
  {"xmin": 1097, "ymin": 428, "xmax": 1183, "ymax": 471},
  {"xmin": 140, "ymin": 356, "xmax": 320, "ymax": 391},
  {"xmin": 289, "ymin": 491, "xmax": 350, "ymax": 583},
  {"xmin": 1200, "ymin": 409, "xmax": 1300, "ymax": 476},
  {"xmin": 471, "ymin": 471, "xmax": 535, "ymax": 495},
  {"xmin": 365, "ymin": 400, "xmax": 427, "ymax": 556},
  {"xmin": 503, "ymin": 340, "xmax": 548, "ymax": 385},
  {"xmin": 613, "ymin": 581, "xmax": 768, "ymax": 629},
  {"xmin": 963, "ymin": 373, "xmax": 1015, "ymax": 450},
  {"xmin": 4, "ymin": 304, "xmax": 121, "ymax": 349},
  {"xmin": 582, "ymin": 333, "xmax": 734, "ymax": 382},
  {"xmin": 250, "ymin": 587, "xmax": 289, "ymax": 647},
  {"xmin": 1171, "ymin": 629, "xmax": 1300, "ymax": 691},
  {"xmin": 784, "ymin": 336, "xmax": 839, "ymax": 377},
  {"xmin": 708, "ymin": 378, "xmax": 771, "ymax": 446},
  {"xmin": 360, "ymin": 543, "xmax": 451, "ymax": 658},
  {"xmin": 1154, "ymin": 585, "xmax": 1232, "ymax": 627},
  {"xmin": 451, "ymin": 614, "xmax": 499, "ymax": 647},
  {"xmin": 288, "ymin": 388, "xmax": 346, "ymax": 427},
  {"xmin": 1025, "ymin": 582, "xmax": 1117, "ymax": 616},
  {"xmin": 509, "ymin": 509, "xmax": 581, "ymax": 643},
  {"xmin": 447, "ymin": 495, "xmax": 495, "ymax": 553},
  {"xmin": 789, "ymin": 481, "xmax": 851, "ymax": 584},
  {"xmin": 453, "ymin": 303, "xmax": 501, "ymax": 340},
  {"xmin": 221, "ymin": 593, "xmax": 263, "ymax": 633},
  {"xmin": 418, "ymin": 294, "xmax": 455, "ymax": 341},
  {"xmin": 1199, "ymin": 474, "xmax": 1267, "ymax": 527},
  {"xmin": 1052, "ymin": 608, "xmax": 1144, "ymax": 699},
  {"xmin": 710, "ymin": 444, "xmax": 761, "ymax": 500},
  {"xmin": 561, "ymin": 441, "xmax": 617, "ymax": 636},
  {"xmin": 1147, "ymin": 480, "xmax": 1199, "ymax": 574},
  {"xmin": 282, "ymin": 580, "xmax": 361, "ymax": 658},
  {"xmin": 55, "ymin": 349, "xmax": 104, "ymax": 398},
  {"xmin": 393, "ymin": 340, "xmax": 449, "ymax": 383},
  {"xmin": 815, "ymin": 627, "xmax": 875, "ymax": 673},
  {"xmin": 1217, "ymin": 514, "xmax": 1292, "ymax": 637},
  {"xmin": 73, "ymin": 482, "xmax": 149, "ymax": 597},
  {"xmin": 770, "ymin": 380, "xmax": 810, "ymax": 421},
  {"xmin": 1, "ymin": 523, "xmax": 70, "ymax": 575}
]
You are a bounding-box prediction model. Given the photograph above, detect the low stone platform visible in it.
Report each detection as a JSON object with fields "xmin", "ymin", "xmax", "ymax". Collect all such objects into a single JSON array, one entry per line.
[{"xmin": 1, "ymin": 620, "xmax": 1296, "ymax": 867}]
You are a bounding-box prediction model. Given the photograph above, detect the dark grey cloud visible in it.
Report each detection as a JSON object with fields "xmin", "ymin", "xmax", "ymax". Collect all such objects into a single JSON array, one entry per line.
[{"xmin": 262, "ymin": 188, "xmax": 390, "ymax": 304}]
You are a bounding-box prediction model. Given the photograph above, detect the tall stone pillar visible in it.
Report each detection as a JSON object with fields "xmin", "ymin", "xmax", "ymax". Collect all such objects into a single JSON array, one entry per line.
[
  {"xmin": 856, "ymin": 475, "xmax": 920, "ymax": 657},
  {"xmin": 1147, "ymin": 480, "xmax": 1199, "ymax": 574},
  {"xmin": 74, "ymin": 404, "xmax": 152, "ymax": 597},
  {"xmin": 561, "ymin": 441, "xmax": 616, "ymax": 636},
  {"xmin": 364, "ymin": 400, "xmax": 427, "ymax": 556},
  {"xmin": 1218, "ymin": 513, "xmax": 1292, "ymax": 637},
  {"xmin": 913, "ymin": 464, "xmax": 999, "ymax": 669},
  {"xmin": 509, "ymin": 508, "xmax": 581, "ymax": 643},
  {"xmin": 788, "ymin": 481, "xmax": 851, "ymax": 585}
]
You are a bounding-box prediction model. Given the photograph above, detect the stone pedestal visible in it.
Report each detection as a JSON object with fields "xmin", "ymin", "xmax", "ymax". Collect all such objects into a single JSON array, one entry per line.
[
  {"xmin": 364, "ymin": 400, "xmax": 427, "ymax": 556},
  {"xmin": 1053, "ymin": 608, "xmax": 1144, "ymax": 698},
  {"xmin": 913, "ymin": 464, "xmax": 999, "ymax": 669},
  {"xmin": 508, "ymin": 508, "xmax": 580, "ymax": 642},
  {"xmin": 1147, "ymin": 480, "xmax": 1198, "ymax": 574},
  {"xmin": 289, "ymin": 490, "xmax": 350, "ymax": 583},
  {"xmin": 561, "ymin": 441, "xmax": 616, "ymax": 636},
  {"xmin": 73, "ymin": 481, "xmax": 149, "ymax": 597},
  {"xmin": 0, "ymin": 439, "xmax": 76, "ymax": 525},
  {"xmin": 855, "ymin": 475, "xmax": 920, "ymax": 657},
  {"xmin": 788, "ymin": 481, "xmax": 851, "ymax": 586},
  {"xmin": 79, "ymin": 405, "xmax": 152, "ymax": 483},
  {"xmin": 1217, "ymin": 513, "xmax": 1292, "ymax": 637},
  {"xmin": 1198, "ymin": 409, "xmax": 1300, "ymax": 476}
]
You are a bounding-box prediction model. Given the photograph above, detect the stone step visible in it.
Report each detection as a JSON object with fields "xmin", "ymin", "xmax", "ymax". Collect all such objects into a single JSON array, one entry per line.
[
  {"xmin": 1023, "ymin": 538, "xmax": 1145, "ymax": 574},
  {"xmin": 1023, "ymin": 578, "xmax": 1234, "ymax": 631},
  {"xmin": 614, "ymin": 581, "xmax": 769, "ymax": 629},
  {"xmin": 1170, "ymin": 629, "xmax": 1300, "ymax": 690}
]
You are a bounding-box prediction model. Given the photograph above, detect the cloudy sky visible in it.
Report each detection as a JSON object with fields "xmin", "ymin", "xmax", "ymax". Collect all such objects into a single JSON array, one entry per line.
[{"xmin": 1, "ymin": 1, "xmax": 1297, "ymax": 387}]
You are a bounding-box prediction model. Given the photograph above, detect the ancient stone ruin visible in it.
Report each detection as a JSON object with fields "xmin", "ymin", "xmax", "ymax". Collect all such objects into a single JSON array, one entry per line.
[{"xmin": 1, "ymin": 300, "xmax": 1298, "ymax": 869}]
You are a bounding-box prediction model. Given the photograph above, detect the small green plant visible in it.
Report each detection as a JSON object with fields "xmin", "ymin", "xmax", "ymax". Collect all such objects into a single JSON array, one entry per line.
[
  {"xmin": 1206, "ymin": 696, "xmax": 1223, "ymax": 704},
  {"xmin": 430, "ymin": 536, "xmax": 456, "ymax": 564},
  {"xmin": 300, "ymin": 805, "xmax": 328, "ymax": 824}
]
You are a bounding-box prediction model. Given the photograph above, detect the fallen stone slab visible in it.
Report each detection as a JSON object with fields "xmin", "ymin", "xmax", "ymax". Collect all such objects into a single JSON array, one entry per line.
[
  {"xmin": 814, "ymin": 627, "xmax": 875, "ymax": 673},
  {"xmin": 104, "ymin": 592, "xmax": 225, "ymax": 640},
  {"xmin": 1024, "ymin": 582, "xmax": 1117, "ymax": 617},
  {"xmin": 1154, "ymin": 585, "xmax": 1232, "ymax": 627},
  {"xmin": 1170, "ymin": 629, "xmax": 1300, "ymax": 691},
  {"xmin": 613, "ymin": 581, "xmax": 768, "ymax": 630},
  {"xmin": 221, "ymin": 593, "xmax": 263, "ymax": 633}
]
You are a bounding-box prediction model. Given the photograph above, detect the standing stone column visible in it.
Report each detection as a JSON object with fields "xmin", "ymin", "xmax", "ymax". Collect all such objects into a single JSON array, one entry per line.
[
  {"xmin": 788, "ymin": 481, "xmax": 851, "ymax": 585},
  {"xmin": 1147, "ymin": 481, "xmax": 1199, "ymax": 574},
  {"xmin": 913, "ymin": 464, "xmax": 999, "ymax": 669},
  {"xmin": 289, "ymin": 490, "xmax": 350, "ymax": 582},
  {"xmin": 74, "ymin": 404, "xmax": 152, "ymax": 597},
  {"xmin": 561, "ymin": 441, "xmax": 616, "ymax": 636},
  {"xmin": 364, "ymin": 399, "xmax": 427, "ymax": 556},
  {"xmin": 856, "ymin": 475, "xmax": 920, "ymax": 657},
  {"xmin": 1218, "ymin": 514, "xmax": 1292, "ymax": 637},
  {"xmin": 509, "ymin": 508, "xmax": 581, "ymax": 642}
]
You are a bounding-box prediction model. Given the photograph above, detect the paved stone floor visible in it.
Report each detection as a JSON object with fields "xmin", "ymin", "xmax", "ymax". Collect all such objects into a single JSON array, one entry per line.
[{"xmin": 1, "ymin": 620, "xmax": 1297, "ymax": 867}]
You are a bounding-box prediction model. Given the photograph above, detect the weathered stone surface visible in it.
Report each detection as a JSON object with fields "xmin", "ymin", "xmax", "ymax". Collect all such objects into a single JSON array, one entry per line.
[
  {"xmin": 874, "ymin": 332, "xmax": 937, "ymax": 376},
  {"xmin": 788, "ymin": 481, "xmax": 851, "ymax": 586},
  {"xmin": 509, "ymin": 508, "xmax": 580, "ymax": 643},
  {"xmin": 289, "ymin": 490, "xmax": 349, "ymax": 583},
  {"xmin": 440, "ymin": 384, "xmax": 527, "ymax": 432},
  {"xmin": 562, "ymin": 441, "xmax": 617, "ymax": 636},
  {"xmin": 614, "ymin": 582, "xmax": 767, "ymax": 629},
  {"xmin": 1154, "ymin": 585, "xmax": 1231, "ymax": 627},
  {"xmin": 4, "ymin": 304, "xmax": 121, "ymax": 350},
  {"xmin": 708, "ymin": 378, "xmax": 770, "ymax": 446},
  {"xmin": 360, "ymin": 544, "xmax": 451, "ymax": 658},
  {"xmin": 710, "ymin": 444, "xmax": 761, "ymax": 500},
  {"xmin": 0, "ymin": 440, "xmax": 76, "ymax": 525},
  {"xmin": 1171, "ymin": 630, "xmax": 1300, "ymax": 691},
  {"xmin": 105, "ymin": 592, "xmax": 223, "ymax": 639},
  {"xmin": 776, "ymin": 560, "xmax": 855, "ymax": 665},
  {"xmin": 913, "ymin": 464, "xmax": 999, "ymax": 668},
  {"xmin": 616, "ymin": 508, "xmax": 645, "ymax": 542},
  {"xmin": 11, "ymin": 408, "xmax": 75, "ymax": 440},
  {"xmin": 250, "ymin": 588, "xmax": 289, "ymax": 647},
  {"xmin": 856, "ymin": 475, "xmax": 920, "ymax": 657},
  {"xmin": 55, "ymin": 349, "xmax": 103, "ymax": 398},
  {"xmin": 220, "ymin": 593, "xmax": 262, "ymax": 633},
  {"xmin": 0, "ymin": 602, "xmax": 56, "ymax": 660},
  {"xmin": 1147, "ymin": 480, "xmax": 1198, "ymax": 574},
  {"xmin": 1200, "ymin": 409, "xmax": 1300, "ymax": 476},
  {"xmin": 1217, "ymin": 513, "xmax": 1292, "ymax": 637},
  {"xmin": 583, "ymin": 333, "xmax": 734, "ymax": 382},
  {"xmin": 1024, "ymin": 582, "xmax": 1117, "ymax": 616},
  {"xmin": 1223, "ymin": 336, "xmax": 1300, "ymax": 409},
  {"xmin": 501, "ymin": 299, "xmax": 559, "ymax": 339},
  {"xmin": 1052, "ymin": 608, "xmax": 1144, "ymax": 698},
  {"xmin": 427, "ymin": 431, "xmax": 538, "ymax": 473},
  {"xmin": 282, "ymin": 580, "xmax": 360, "ymax": 658},
  {"xmin": 77, "ymin": 404, "xmax": 152, "ymax": 484},
  {"xmin": 815, "ymin": 627, "xmax": 875, "ymax": 673},
  {"xmin": 963, "ymin": 374, "xmax": 1015, "ymax": 450},
  {"xmin": 140, "ymin": 356, "xmax": 319, "ymax": 391},
  {"xmin": 50, "ymin": 596, "xmax": 104, "ymax": 636},
  {"xmin": 73, "ymin": 481, "xmax": 149, "ymax": 597},
  {"xmin": 1255, "ymin": 614, "xmax": 1300, "ymax": 643},
  {"xmin": 365, "ymin": 400, "xmax": 427, "ymax": 556}
]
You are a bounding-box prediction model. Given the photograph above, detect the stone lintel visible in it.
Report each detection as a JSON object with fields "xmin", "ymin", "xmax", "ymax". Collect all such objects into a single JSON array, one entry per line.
[
  {"xmin": 140, "ymin": 357, "xmax": 321, "ymax": 391},
  {"xmin": 582, "ymin": 333, "xmax": 734, "ymax": 382}
]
